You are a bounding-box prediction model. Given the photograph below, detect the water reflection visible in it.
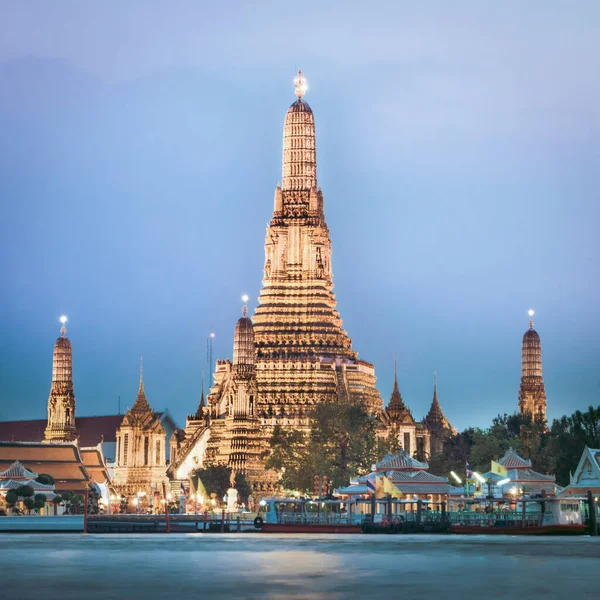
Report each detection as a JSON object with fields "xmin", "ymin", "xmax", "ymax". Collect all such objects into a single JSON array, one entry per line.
[{"xmin": 2, "ymin": 534, "xmax": 599, "ymax": 599}]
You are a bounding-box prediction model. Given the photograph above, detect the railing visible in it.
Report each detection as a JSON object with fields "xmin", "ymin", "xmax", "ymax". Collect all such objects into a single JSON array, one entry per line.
[{"xmin": 450, "ymin": 511, "xmax": 542, "ymax": 528}]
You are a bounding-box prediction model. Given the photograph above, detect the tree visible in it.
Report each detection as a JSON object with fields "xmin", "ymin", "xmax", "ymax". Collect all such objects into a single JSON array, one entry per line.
[
  {"xmin": 233, "ymin": 472, "xmax": 252, "ymax": 503},
  {"xmin": 34, "ymin": 493, "xmax": 47, "ymax": 512},
  {"xmin": 194, "ymin": 464, "xmax": 233, "ymax": 500},
  {"xmin": 51, "ymin": 495, "xmax": 63, "ymax": 515},
  {"xmin": 547, "ymin": 405, "xmax": 600, "ymax": 485},
  {"xmin": 23, "ymin": 497, "xmax": 35, "ymax": 513},
  {"xmin": 5, "ymin": 490, "xmax": 18, "ymax": 509},
  {"xmin": 36, "ymin": 474, "xmax": 54, "ymax": 486},
  {"xmin": 15, "ymin": 484, "xmax": 34, "ymax": 500},
  {"xmin": 265, "ymin": 400, "xmax": 391, "ymax": 494}
]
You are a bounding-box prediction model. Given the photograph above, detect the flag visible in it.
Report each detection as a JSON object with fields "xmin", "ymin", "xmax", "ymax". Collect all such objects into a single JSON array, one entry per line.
[
  {"xmin": 466, "ymin": 462, "xmax": 473, "ymax": 480},
  {"xmin": 375, "ymin": 475, "xmax": 386, "ymax": 499},
  {"xmin": 491, "ymin": 460, "xmax": 508, "ymax": 477},
  {"xmin": 366, "ymin": 476, "xmax": 376, "ymax": 494},
  {"xmin": 383, "ymin": 476, "xmax": 403, "ymax": 499}
]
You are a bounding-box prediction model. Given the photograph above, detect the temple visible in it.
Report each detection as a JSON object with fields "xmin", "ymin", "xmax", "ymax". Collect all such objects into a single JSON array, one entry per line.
[
  {"xmin": 112, "ymin": 359, "xmax": 175, "ymax": 498},
  {"xmin": 44, "ymin": 316, "xmax": 78, "ymax": 442},
  {"xmin": 518, "ymin": 310, "xmax": 547, "ymax": 422},
  {"xmin": 173, "ymin": 72, "xmax": 385, "ymax": 492}
]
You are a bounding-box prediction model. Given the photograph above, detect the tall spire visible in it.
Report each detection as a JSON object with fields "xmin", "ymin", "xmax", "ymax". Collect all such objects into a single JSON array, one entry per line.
[
  {"xmin": 519, "ymin": 309, "xmax": 547, "ymax": 421},
  {"xmin": 129, "ymin": 357, "xmax": 152, "ymax": 414},
  {"xmin": 45, "ymin": 316, "xmax": 77, "ymax": 442},
  {"xmin": 387, "ymin": 355, "xmax": 410, "ymax": 418},
  {"xmin": 282, "ymin": 70, "xmax": 316, "ymax": 191},
  {"xmin": 233, "ymin": 297, "xmax": 255, "ymax": 373}
]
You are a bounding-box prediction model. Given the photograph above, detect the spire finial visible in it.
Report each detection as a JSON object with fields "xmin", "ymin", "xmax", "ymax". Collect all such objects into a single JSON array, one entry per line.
[
  {"xmin": 139, "ymin": 356, "xmax": 144, "ymax": 389},
  {"xmin": 242, "ymin": 294, "xmax": 249, "ymax": 317},
  {"xmin": 528, "ymin": 309, "xmax": 535, "ymax": 330},
  {"xmin": 59, "ymin": 315, "xmax": 68, "ymax": 337},
  {"xmin": 434, "ymin": 368, "xmax": 437, "ymax": 392},
  {"xmin": 200, "ymin": 370, "xmax": 205, "ymax": 408},
  {"xmin": 294, "ymin": 70, "xmax": 307, "ymax": 99}
]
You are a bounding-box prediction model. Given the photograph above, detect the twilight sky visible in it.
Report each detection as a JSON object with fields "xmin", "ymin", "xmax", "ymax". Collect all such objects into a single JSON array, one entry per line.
[{"xmin": 0, "ymin": 1, "xmax": 598, "ymax": 431}]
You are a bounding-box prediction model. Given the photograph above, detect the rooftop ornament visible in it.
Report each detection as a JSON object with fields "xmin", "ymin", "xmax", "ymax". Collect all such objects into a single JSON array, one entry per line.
[{"xmin": 294, "ymin": 70, "xmax": 307, "ymax": 99}]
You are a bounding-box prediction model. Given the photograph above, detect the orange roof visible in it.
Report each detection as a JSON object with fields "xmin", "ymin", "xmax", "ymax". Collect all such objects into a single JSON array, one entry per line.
[{"xmin": 0, "ymin": 442, "xmax": 90, "ymax": 494}]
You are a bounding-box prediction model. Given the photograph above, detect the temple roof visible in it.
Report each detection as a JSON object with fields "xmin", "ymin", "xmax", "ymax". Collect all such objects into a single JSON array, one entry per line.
[
  {"xmin": 376, "ymin": 450, "xmax": 429, "ymax": 471},
  {"xmin": 127, "ymin": 358, "xmax": 153, "ymax": 416},
  {"xmin": 0, "ymin": 460, "xmax": 38, "ymax": 480},
  {"xmin": 382, "ymin": 360, "xmax": 414, "ymax": 425},
  {"xmin": 423, "ymin": 372, "xmax": 455, "ymax": 432},
  {"xmin": 497, "ymin": 447, "xmax": 532, "ymax": 469},
  {"xmin": 0, "ymin": 415, "xmax": 124, "ymax": 445},
  {"xmin": 0, "ymin": 441, "xmax": 91, "ymax": 493}
]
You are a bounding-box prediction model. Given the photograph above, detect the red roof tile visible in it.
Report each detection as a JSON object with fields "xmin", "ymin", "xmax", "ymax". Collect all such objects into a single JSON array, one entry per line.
[{"xmin": 0, "ymin": 415, "xmax": 124, "ymax": 446}]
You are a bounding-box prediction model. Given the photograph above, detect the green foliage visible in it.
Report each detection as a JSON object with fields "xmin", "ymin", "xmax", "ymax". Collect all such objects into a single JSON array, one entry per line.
[
  {"xmin": 427, "ymin": 406, "xmax": 600, "ymax": 488},
  {"xmin": 15, "ymin": 484, "xmax": 34, "ymax": 498},
  {"xmin": 5, "ymin": 491, "xmax": 18, "ymax": 507},
  {"xmin": 51, "ymin": 495, "xmax": 62, "ymax": 505},
  {"xmin": 35, "ymin": 474, "xmax": 54, "ymax": 485},
  {"xmin": 265, "ymin": 400, "xmax": 391, "ymax": 494},
  {"xmin": 194, "ymin": 464, "xmax": 233, "ymax": 500},
  {"xmin": 233, "ymin": 472, "xmax": 252, "ymax": 503},
  {"xmin": 33, "ymin": 494, "xmax": 47, "ymax": 511},
  {"xmin": 23, "ymin": 497, "xmax": 35, "ymax": 512},
  {"xmin": 547, "ymin": 405, "xmax": 600, "ymax": 486}
]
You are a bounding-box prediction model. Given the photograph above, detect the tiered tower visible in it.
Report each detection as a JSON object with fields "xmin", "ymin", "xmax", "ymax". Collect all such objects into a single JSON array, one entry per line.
[
  {"xmin": 251, "ymin": 71, "xmax": 382, "ymax": 417},
  {"xmin": 113, "ymin": 359, "xmax": 170, "ymax": 497},
  {"xmin": 518, "ymin": 310, "xmax": 547, "ymax": 422},
  {"xmin": 423, "ymin": 370, "xmax": 455, "ymax": 455},
  {"xmin": 44, "ymin": 316, "xmax": 78, "ymax": 442}
]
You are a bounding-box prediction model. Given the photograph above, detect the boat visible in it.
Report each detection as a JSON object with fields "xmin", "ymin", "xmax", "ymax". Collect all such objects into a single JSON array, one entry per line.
[
  {"xmin": 255, "ymin": 498, "xmax": 363, "ymax": 533},
  {"xmin": 448, "ymin": 496, "xmax": 588, "ymax": 535}
]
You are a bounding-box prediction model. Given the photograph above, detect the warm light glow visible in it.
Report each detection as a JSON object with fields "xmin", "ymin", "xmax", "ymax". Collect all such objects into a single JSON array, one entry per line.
[
  {"xmin": 528, "ymin": 309, "xmax": 535, "ymax": 317},
  {"xmin": 294, "ymin": 71, "xmax": 308, "ymax": 98},
  {"xmin": 510, "ymin": 487, "xmax": 518, "ymax": 496},
  {"xmin": 259, "ymin": 500, "xmax": 266, "ymax": 507},
  {"xmin": 211, "ymin": 498, "xmax": 216, "ymax": 506},
  {"xmin": 132, "ymin": 498, "xmax": 138, "ymax": 506},
  {"xmin": 242, "ymin": 294, "xmax": 249, "ymax": 303},
  {"xmin": 198, "ymin": 496, "xmax": 203, "ymax": 505},
  {"xmin": 496, "ymin": 478, "xmax": 511, "ymax": 486},
  {"xmin": 450, "ymin": 471, "xmax": 462, "ymax": 484},
  {"xmin": 59, "ymin": 315, "xmax": 68, "ymax": 324},
  {"xmin": 167, "ymin": 493, "xmax": 172, "ymax": 501},
  {"xmin": 210, "ymin": 332, "xmax": 215, "ymax": 339}
]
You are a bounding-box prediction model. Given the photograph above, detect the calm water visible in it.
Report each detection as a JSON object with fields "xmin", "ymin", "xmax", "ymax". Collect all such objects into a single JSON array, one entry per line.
[{"xmin": 1, "ymin": 534, "xmax": 599, "ymax": 599}]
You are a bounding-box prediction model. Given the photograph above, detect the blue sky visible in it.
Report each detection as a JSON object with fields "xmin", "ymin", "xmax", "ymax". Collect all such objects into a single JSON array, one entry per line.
[{"xmin": 0, "ymin": 1, "xmax": 598, "ymax": 431}]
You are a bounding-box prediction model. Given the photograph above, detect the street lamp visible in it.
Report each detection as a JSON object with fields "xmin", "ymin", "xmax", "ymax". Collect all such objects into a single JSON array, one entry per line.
[{"xmin": 450, "ymin": 471, "xmax": 462, "ymax": 484}]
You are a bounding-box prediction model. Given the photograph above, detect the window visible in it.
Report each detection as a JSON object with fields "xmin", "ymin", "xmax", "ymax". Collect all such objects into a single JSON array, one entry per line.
[
  {"xmin": 116, "ymin": 437, "xmax": 120, "ymax": 464},
  {"xmin": 144, "ymin": 436, "xmax": 149, "ymax": 466},
  {"xmin": 416, "ymin": 437, "xmax": 425, "ymax": 462},
  {"xmin": 123, "ymin": 434, "xmax": 129, "ymax": 466},
  {"xmin": 404, "ymin": 432, "xmax": 411, "ymax": 454},
  {"xmin": 155, "ymin": 440, "xmax": 161, "ymax": 465}
]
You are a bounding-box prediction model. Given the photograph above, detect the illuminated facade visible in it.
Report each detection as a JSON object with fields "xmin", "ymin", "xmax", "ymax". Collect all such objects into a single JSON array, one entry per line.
[
  {"xmin": 518, "ymin": 310, "xmax": 547, "ymax": 422},
  {"xmin": 112, "ymin": 362, "xmax": 174, "ymax": 498},
  {"xmin": 44, "ymin": 318, "xmax": 78, "ymax": 443},
  {"xmin": 171, "ymin": 73, "xmax": 455, "ymax": 492}
]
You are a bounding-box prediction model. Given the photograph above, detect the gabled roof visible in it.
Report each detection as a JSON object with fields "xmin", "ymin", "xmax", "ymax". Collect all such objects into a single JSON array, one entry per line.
[
  {"xmin": 376, "ymin": 450, "xmax": 429, "ymax": 471},
  {"xmin": 562, "ymin": 447, "xmax": 600, "ymax": 493},
  {"xmin": 497, "ymin": 447, "xmax": 532, "ymax": 469},
  {"xmin": 80, "ymin": 445, "xmax": 112, "ymax": 486},
  {"xmin": 0, "ymin": 460, "xmax": 38, "ymax": 480}
]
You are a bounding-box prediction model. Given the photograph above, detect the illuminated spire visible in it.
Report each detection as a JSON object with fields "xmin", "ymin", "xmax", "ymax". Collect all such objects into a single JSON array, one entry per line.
[
  {"xmin": 45, "ymin": 316, "xmax": 77, "ymax": 442},
  {"xmin": 59, "ymin": 314, "xmax": 68, "ymax": 337},
  {"xmin": 528, "ymin": 309, "xmax": 535, "ymax": 330},
  {"xmin": 294, "ymin": 70, "xmax": 307, "ymax": 99},
  {"xmin": 242, "ymin": 294, "xmax": 249, "ymax": 317},
  {"xmin": 519, "ymin": 310, "xmax": 547, "ymax": 421}
]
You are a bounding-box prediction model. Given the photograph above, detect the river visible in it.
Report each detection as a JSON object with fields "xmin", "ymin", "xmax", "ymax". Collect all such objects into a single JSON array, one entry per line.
[{"xmin": 2, "ymin": 534, "xmax": 598, "ymax": 599}]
